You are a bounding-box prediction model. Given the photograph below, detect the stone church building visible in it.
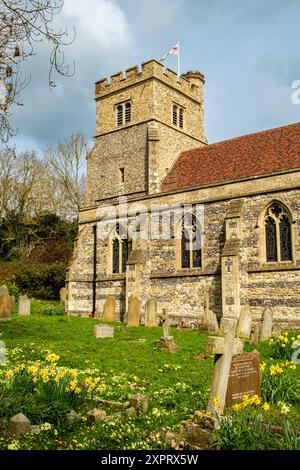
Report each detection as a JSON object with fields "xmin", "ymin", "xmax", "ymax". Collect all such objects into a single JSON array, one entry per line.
[{"xmin": 66, "ymin": 59, "xmax": 300, "ymax": 330}]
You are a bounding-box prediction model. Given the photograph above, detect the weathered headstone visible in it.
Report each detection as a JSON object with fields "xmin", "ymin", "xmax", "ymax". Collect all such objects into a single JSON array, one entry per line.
[
  {"xmin": 206, "ymin": 318, "xmax": 243, "ymax": 414},
  {"xmin": 236, "ymin": 304, "xmax": 252, "ymax": 340},
  {"xmin": 102, "ymin": 296, "xmax": 116, "ymax": 321},
  {"xmin": 145, "ymin": 299, "xmax": 157, "ymax": 327},
  {"xmin": 202, "ymin": 295, "xmax": 219, "ymax": 333},
  {"xmin": 155, "ymin": 310, "xmax": 179, "ymax": 352},
  {"xmin": 18, "ymin": 295, "xmax": 31, "ymax": 316},
  {"xmin": 250, "ymin": 323, "xmax": 260, "ymax": 345},
  {"xmin": 129, "ymin": 394, "xmax": 149, "ymax": 415},
  {"xmin": 225, "ymin": 350, "xmax": 260, "ymax": 406},
  {"xmin": 94, "ymin": 324, "xmax": 114, "ymax": 339},
  {"xmin": 60, "ymin": 287, "xmax": 67, "ymax": 306},
  {"xmin": 87, "ymin": 408, "xmax": 107, "ymax": 422},
  {"xmin": 127, "ymin": 296, "xmax": 141, "ymax": 327},
  {"xmin": 10, "ymin": 295, "xmax": 16, "ymax": 309},
  {"xmin": 162, "ymin": 309, "xmax": 170, "ymax": 338},
  {"xmin": 0, "ymin": 286, "xmax": 12, "ymax": 322},
  {"xmin": 0, "ymin": 340, "xmax": 6, "ymax": 365},
  {"xmin": 260, "ymin": 308, "xmax": 273, "ymax": 341},
  {"xmin": 6, "ymin": 413, "xmax": 31, "ymax": 437}
]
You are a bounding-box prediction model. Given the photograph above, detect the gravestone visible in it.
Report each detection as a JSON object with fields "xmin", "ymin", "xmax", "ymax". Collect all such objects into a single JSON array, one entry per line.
[
  {"xmin": 202, "ymin": 295, "xmax": 219, "ymax": 333},
  {"xmin": 0, "ymin": 286, "xmax": 12, "ymax": 322},
  {"xmin": 127, "ymin": 296, "xmax": 141, "ymax": 327},
  {"xmin": 10, "ymin": 295, "xmax": 16, "ymax": 309},
  {"xmin": 145, "ymin": 299, "xmax": 157, "ymax": 327},
  {"xmin": 206, "ymin": 318, "xmax": 244, "ymax": 414},
  {"xmin": 260, "ymin": 308, "xmax": 273, "ymax": 341},
  {"xmin": 225, "ymin": 350, "xmax": 260, "ymax": 406},
  {"xmin": 94, "ymin": 324, "xmax": 114, "ymax": 339},
  {"xmin": 236, "ymin": 305, "xmax": 252, "ymax": 340},
  {"xmin": 0, "ymin": 340, "xmax": 6, "ymax": 365},
  {"xmin": 129, "ymin": 394, "xmax": 149, "ymax": 415},
  {"xmin": 102, "ymin": 296, "xmax": 116, "ymax": 321},
  {"xmin": 18, "ymin": 295, "xmax": 31, "ymax": 316},
  {"xmin": 87, "ymin": 408, "xmax": 107, "ymax": 422},
  {"xmin": 60, "ymin": 287, "xmax": 67, "ymax": 306},
  {"xmin": 155, "ymin": 310, "xmax": 179, "ymax": 352},
  {"xmin": 250, "ymin": 323, "xmax": 260, "ymax": 345}
]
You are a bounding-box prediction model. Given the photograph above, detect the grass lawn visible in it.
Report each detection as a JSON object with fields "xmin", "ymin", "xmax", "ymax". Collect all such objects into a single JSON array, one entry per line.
[{"xmin": 0, "ymin": 300, "xmax": 299, "ymax": 450}]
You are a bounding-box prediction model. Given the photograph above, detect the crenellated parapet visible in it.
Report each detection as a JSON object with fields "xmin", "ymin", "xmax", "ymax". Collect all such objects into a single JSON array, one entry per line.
[{"xmin": 95, "ymin": 59, "xmax": 204, "ymax": 101}]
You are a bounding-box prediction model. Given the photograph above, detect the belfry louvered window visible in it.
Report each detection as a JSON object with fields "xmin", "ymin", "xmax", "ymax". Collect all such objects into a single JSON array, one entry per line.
[
  {"xmin": 112, "ymin": 224, "xmax": 132, "ymax": 274},
  {"xmin": 181, "ymin": 214, "xmax": 202, "ymax": 269},
  {"xmin": 172, "ymin": 104, "xmax": 184, "ymax": 129},
  {"xmin": 265, "ymin": 203, "xmax": 292, "ymax": 263},
  {"xmin": 173, "ymin": 105, "xmax": 178, "ymax": 126},
  {"xmin": 116, "ymin": 102, "xmax": 132, "ymax": 127},
  {"xmin": 179, "ymin": 107, "xmax": 184, "ymax": 128},
  {"xmin": 125, "ymin": 102, "xmax": 131, "ymax": 123}
]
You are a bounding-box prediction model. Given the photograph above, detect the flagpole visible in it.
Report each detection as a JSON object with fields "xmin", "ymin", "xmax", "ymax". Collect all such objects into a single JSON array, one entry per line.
[{"xmin": 177, "ymin": 41, "xmax": 180, "ymax": 81}]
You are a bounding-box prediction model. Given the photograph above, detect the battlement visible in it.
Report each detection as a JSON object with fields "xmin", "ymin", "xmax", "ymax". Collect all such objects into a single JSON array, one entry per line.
[{"xmin": 95, "ymin": 59, "xmax": 204, "ymax": 101}]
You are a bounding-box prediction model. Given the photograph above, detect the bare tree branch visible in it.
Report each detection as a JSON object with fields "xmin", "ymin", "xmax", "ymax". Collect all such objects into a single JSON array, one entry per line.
[{"xmin": 0, "ymin": 0, "xmax": 75, "ymax": 142}]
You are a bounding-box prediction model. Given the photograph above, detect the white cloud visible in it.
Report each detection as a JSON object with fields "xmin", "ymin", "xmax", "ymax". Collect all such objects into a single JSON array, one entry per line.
[{"xmin": 63, "ymin": 0, "xmax": 132, "ymax": 50}]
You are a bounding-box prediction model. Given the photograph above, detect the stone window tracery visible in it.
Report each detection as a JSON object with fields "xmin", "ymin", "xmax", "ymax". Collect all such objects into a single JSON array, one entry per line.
[
  {"xmin": 264, "ymin": 203, "xmax": 292, "ymax": 263},
  {"xmin": 112, "ymin": 224, "xmax": 132, "ymax": 274},
  {"xmin": 180, "ymin": 214, "xmax": 202, "ymax": 269}
]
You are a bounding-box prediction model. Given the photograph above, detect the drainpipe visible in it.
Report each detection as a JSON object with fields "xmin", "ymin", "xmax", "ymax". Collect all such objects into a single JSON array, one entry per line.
[{"xmin": 91, "ymin": 224, "xmax": 97, "ymax": 317}]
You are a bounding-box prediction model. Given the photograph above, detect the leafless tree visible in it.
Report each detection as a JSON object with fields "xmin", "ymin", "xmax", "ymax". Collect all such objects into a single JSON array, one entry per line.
[
  {"xmin": 45, "ymin": 133, "xmax": 88, "ymax": 218},
  {"xmin": 0, "ymin": 0, "xmax": 74, "ymax": 142}
]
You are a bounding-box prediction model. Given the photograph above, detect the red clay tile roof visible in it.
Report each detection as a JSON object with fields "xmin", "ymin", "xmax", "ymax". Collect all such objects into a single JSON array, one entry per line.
[{"xmin": 161, "ymin": 122, "xmax": 300, "ymax": 192}]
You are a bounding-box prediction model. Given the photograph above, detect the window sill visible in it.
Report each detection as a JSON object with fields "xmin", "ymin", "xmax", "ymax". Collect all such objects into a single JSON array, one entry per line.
[{"xmin": 248, "ymin": 263, "xmax": 300, "ymax": 273}]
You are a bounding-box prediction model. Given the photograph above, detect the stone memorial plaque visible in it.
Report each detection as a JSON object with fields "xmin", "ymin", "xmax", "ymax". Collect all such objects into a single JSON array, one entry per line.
[{"xmin": 225, "ymin": 350, "xmax": 260, "ymax": 406}]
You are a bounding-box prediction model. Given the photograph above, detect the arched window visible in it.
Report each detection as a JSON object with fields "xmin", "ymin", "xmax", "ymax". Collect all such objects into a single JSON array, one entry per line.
[
  {"xmin": 264, "ymin": 203, "xmax": 292, "ymax": 263},
  {"xmin": 116, "ymin": 105, "xmax": 123, "ymax": 127},
  {"xmin": 112, "ymin": 224, "xmax": 132, "ymax": 274},
  {"xmin": 172, "ymin": 105, "xmax": 178, "ymax": 126},
  {"xmin": 181, "ymin": 214, "xmax": 202, "ymax": 269},
  {"xmin": 179, "ymin": 107, "xmax": 184, "ymax": 129},
  {"xmin": 125, "ymin": 102, "xmax": 131, "ymax": 123}
]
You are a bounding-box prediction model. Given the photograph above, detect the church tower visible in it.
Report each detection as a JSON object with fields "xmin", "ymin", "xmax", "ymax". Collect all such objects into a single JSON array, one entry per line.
[{"xmin": 83, "ymin": 60, "xmax": 206, "ymax": 207}]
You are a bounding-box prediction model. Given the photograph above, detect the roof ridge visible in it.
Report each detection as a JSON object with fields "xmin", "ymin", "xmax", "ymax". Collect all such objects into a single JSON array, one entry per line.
[{"xmin": 180, "ymin": 121, "xmax": 300, "ymax": 155}]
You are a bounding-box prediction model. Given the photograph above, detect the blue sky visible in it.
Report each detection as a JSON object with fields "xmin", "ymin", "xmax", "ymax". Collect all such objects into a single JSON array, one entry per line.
[{"xmin": 9, "ymin": 0, "xmax": 300, "ymax": 153}]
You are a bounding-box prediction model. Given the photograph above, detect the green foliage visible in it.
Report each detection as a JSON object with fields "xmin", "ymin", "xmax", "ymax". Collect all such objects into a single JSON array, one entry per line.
[
  {"xmin": 268, "ymin": 331, "xmax": 297, "ymax": 360},
  {"xmin": 261, "ymin": 363, "xmax": 299, "ymax": 405},
  {"xmin": 215, "ymin": 409, "xmax": 300, "ymax": 450},
  {"xmin": 15, "ymin": 263, "xmax": 66, "ymax": 300},
  {"xmin": 41, "ymin": 307, "xmax": 65, "ymax": 316}
]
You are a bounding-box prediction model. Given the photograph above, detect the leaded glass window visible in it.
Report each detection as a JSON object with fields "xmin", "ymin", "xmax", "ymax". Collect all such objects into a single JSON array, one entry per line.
[
  {"xmin": 264, "ymin": 203, "xmax": 292, "ymax": 263},
  {"xmin": 111, "ymin": 224, "xmax": 131, "ymax": 274},
  {"xmin": 181, "ymin": 215, "xmax": 202, "ymax": 269}
]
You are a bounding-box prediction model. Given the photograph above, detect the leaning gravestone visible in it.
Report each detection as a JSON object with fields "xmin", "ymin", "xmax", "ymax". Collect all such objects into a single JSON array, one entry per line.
[
  {"xmin": 144, "ymin": 299, "xmax": 157, "ymax": 327},
  {"xmin": 102, "ymin": 296, "xmax": 116, "ymax": 321},
  {"xmin": 127, "ymin": 296, "xmax": 141, "ymax": 327},
  {"xmin": 225, "ymin": 350, "xmax": 260, "ymax": 406},
  {"xmin": 18, "ymin": 295, "xmax": 31, "ymax": 316},
  {"xmin": 206, "ymin": 318, "xmax": 243, "ymax": 414},
  {"xmin": 94, "ymin": 324, "xmax": 114, "ymax": 339},
  {"xmin": 236, "ymin": 304, "xmax": 252, "ymax": 340},
  {"xmin": 0, "ymin": 286, "xmax": 12, "ymax": 322},
  {"xmin": 260, "ymin": 308, "xmax": 273, "ymax": 341}
]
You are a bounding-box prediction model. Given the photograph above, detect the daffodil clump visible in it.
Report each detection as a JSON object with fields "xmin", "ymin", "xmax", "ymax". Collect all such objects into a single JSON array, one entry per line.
[
  {"xmin": 268, "ymin": 332, "xmax": 300, "ymax": 360},
  {"xmin": 232, "ymin": 394, "xmax": 270, "ymax": 412},
  {"xmin": 0, "ymin": 353, "xmax": 98, "ymax": 411},
  {"xmin": 260, "ymin": 359, "xmax": 299, "ymax": 405}
]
